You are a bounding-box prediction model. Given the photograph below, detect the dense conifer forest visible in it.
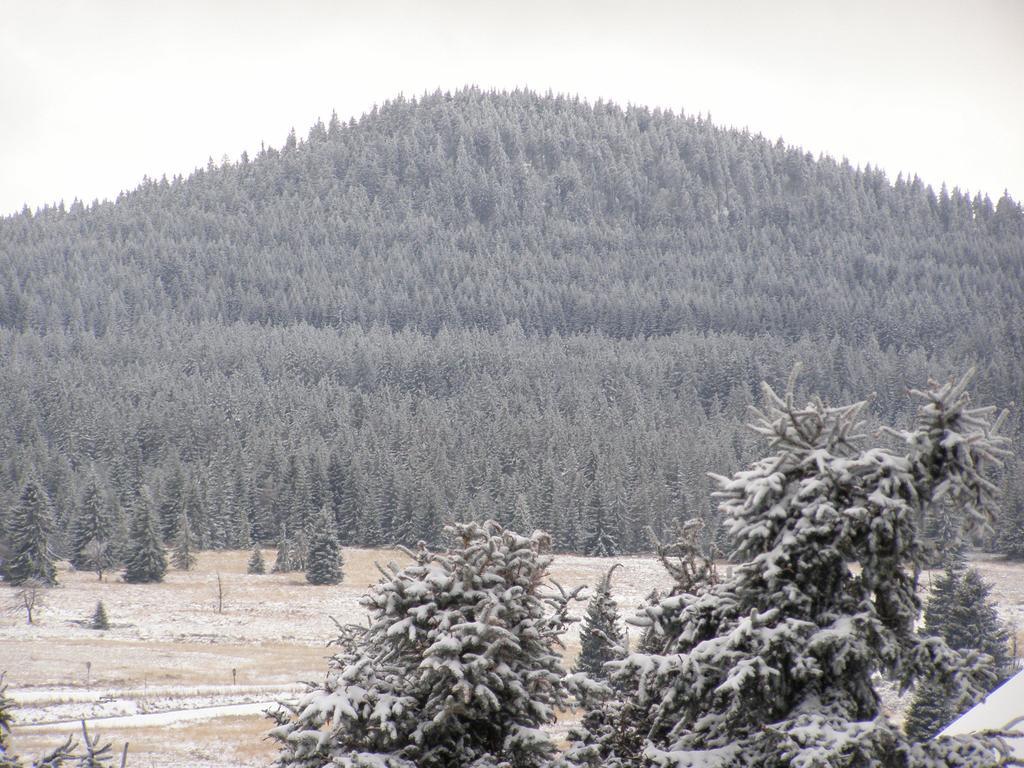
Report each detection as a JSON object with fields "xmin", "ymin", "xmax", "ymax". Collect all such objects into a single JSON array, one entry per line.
[{"xmin": 1, "ymin": 88, "xmax": 1023, "ymax": 560}]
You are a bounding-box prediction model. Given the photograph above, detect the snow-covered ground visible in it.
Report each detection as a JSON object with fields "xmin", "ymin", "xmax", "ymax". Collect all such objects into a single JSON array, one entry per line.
[
  {"xmin": 3, "ymin": 548, "xmax": 1022, "ymax": 767},
  {"xmin": 10, "ymin": 683, "xmax": 301, "ymax": 727}
]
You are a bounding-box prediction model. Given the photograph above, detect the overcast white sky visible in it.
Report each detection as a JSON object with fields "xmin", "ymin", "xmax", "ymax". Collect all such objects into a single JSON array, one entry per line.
[{"xmin": 2, "ymin": 0, "xmax": 1022, "ymax": 215}]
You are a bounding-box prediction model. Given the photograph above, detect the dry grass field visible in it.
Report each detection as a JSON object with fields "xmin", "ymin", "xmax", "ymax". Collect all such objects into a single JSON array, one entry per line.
[{"xmin": 3, "ymin": 548, "xmax": 1022, "ymax": 767}]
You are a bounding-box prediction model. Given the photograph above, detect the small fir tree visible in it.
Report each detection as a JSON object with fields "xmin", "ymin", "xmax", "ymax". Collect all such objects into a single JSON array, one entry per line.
[
  {"xmin": 6, "ymin": 481, "xmax": 58, "ymax": 586},
  {"xmin": 91, "ymin": 600, "xmax": 110, "ymax": 630},
  {"xmin": 568, "ymin": 521, "xmax": 718, "ymax": 767},
  {"xmin": 247, "ymin": 545, "xmax": 266, "ymax": 575},
  {"xmin": 171, "ymin": 510, "xmax": 197, "ymax": 571},
  {"xmin": 122, "ymin": 489, "xmax": 167, "ymax": 583},
  {"xmin": 269, "ymin": 521, "xmax": 583, "ymax": 768},
  {"xmin": 636, "ymin": 588, "xmax": 664, "ymax": 654},
  {"xmin": 69, "ymin": 478, "xmax": 118, "ymax": 575},
  {"xmin": 996, "ymin": 458, "xmax": 1024, "ymax": 559},
  {"xmin": 305, "ymin": 508, "xmax": 344, "ymax": 585},
  {"xmin": 905, "ymin": 559, "xmax": 1013, "ymax": 739},
  {"xmin": 272, "ymin": 525, "xmax": 294, "ymax": 573},
  {"xmin": 574, "ymin": 564, "xmax": 627, "ymax": 681}
]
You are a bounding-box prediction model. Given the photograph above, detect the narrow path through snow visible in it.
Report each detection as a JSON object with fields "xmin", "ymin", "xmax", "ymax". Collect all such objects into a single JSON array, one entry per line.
[
  {"xmin": 10, "ymin": 683, "xmax": 302, "ymax": 705},
  {"xmin": 18, "ymin": 699, "xmax": 296, "ymax": 731}
]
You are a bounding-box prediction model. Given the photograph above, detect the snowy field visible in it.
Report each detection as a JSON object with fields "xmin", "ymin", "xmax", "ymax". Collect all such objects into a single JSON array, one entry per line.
[{"xmin": 3, "ymin": 548, "xmax": 1022, "ymax": 767}]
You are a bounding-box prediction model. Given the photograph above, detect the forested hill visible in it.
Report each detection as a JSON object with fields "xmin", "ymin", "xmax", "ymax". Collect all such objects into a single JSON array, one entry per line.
[
  {"xmin": 2, "ymin": 88, "xmax": 1023, "ymax": 558},
  {"xmin": 4, "ymin": 89, "xmax": 1024, "ymax": 343}
]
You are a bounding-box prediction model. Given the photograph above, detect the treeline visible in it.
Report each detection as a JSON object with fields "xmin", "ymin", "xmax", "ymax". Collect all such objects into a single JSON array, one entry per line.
[
  {"xmin": 1, "ymin": 88, "xmax": 1022, "ymax": 559},
  {"xmin": 2, "ymin": 321, "xmax": 1022, "ymax": 561}
]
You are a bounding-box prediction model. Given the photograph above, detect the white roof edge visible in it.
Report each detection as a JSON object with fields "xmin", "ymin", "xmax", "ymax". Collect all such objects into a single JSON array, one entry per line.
[{"xmin": 939, "ymin": 669, "xmax": 1024, "ymax": 737}]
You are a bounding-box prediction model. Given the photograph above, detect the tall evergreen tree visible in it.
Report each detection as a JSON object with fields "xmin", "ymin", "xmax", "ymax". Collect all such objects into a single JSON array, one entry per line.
[
  {"xmin": 412, "ymin": 484, "xmax": 445, "ymax": 546},
  {"xmin": 272, "ymin": 524, "xmax": 295, "ymax": 573},
  {"xmin": 326, "ymin": 450, "xmax": 349, "ymax": 539},
  {"xmin": 171, "ymin": 509, "xmax": 197, "ymax": 571},
  {"xmin": 509, "ymin": 492, "xmax": 533, "ymax": 536},
  {"xmin": 122, "ymin": 489, "xmax": 167, "ymax": 583},
  {"xmin": 69, "ymin": 478, "xmax": 117, "ymax": 575},
  {"xmin": 336, "ymin": 455, "xmax": 362, "ymax": 543},
  {"xmin": 305, "ymin": 507, "xmax": 344, "ymax": 586},
  {"xmin": 6, "ymin": 481, "xmax": 58, "ymax": 586},
  {"xmin": 307, "ymin": 454, "xmax": 327, "ymax": 527},
  {"xmin": 158, "ymin": 463, "xmax": 186, "ymax": 542},
  {"xmin": 574, "ymin": 564, "xmax": 627, "ymax": 680},
  {"xmin": 291, "ymin": 528, "xmax": 309, "ymax": 572},
  {"xmin": 996, "ymin": 458, "xmax": 1024, "ymax": 559},
  {"xmin": 582, "ymin": 483, "xmax": 619, "ymax": 557},
  {"xmin": 229, "ymin": 492, "xmax": 252, "ymax": 550}
]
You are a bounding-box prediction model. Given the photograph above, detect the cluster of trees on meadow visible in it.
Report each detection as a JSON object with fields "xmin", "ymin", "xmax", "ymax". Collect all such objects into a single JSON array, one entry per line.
[
  {"xmin": 2, "ymin": 472, "xmax": 345, "ymax": 596},
  {"xmin": 1, "ymin": 88, "xmax": 1023, "ymax": 563}
]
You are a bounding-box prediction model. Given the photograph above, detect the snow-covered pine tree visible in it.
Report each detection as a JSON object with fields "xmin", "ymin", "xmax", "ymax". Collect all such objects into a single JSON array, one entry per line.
[
  {"xmin": 5, "ymin": 481, "xmax": 58, "ymax": 586},
  {"xmin": 91, "ymin": 600, "xmax": 110, "ymax": 630},
  {"xmin": 122, "ymin": 489, "xmax": 167, "ymax": 583},
  {"xmin": 327, "ymin": 450, "xmax": 347, "ymax": 528},
  {"xmin": 567, "ymin": 521, "xmax": 718, "ymax": 768},
  {"xmin": 247, "ymin": 545, "xmax": 266, "ymax": 574},
  {"xmin": 305, "ymin": 508, "xmax": 344, "ymax": 585},
  {"xmin": 905, "ymin": 558, "xmax": 1013, "ymax": 739},
  {"xmin": 230, "ymin": 500, "xmax": 253, "ymax": 550},
  {"xmin": 182, "ymin": 480, "xmax": 207, "ymax": 550},
  {"xmin": 945, "ymin": 569, "xmax": 1012, "ymax": 672},
  {"xmin": 269, "ymin": 520, "xmax": 582, "ymax": 768},
  {"xmin": 582, "ymin": 483, "xmax": 619, "ymax": 557},
  {"xmin": 69, "ymin": 478, "xmax": 118, "ymax": 575},
  {"xmin": 272, "ymin": 524, "xmax": 295, "ymax": 573},
  {"xmin": 566, "ymin": 564, "xmax": 634, "ymax": 767},
  {"xmin": 574, "ymin": 370, "xmax": 1015, "ymax": 768},
  {"xmin": 636, "ymin": 589, "xmax": 664, "ymax": 654},
  {"xmin": 996, "ymin": 458, "xmax": 1024, "ymax": 559},
  {"xmin": 291, "ymin": 528, "xmax": 310, "ymax": 572},
  {"xmin": 575, "ymin": 564, "xmax": 627, "ymax": 680},
  {"xmin": 336, "ymin": 454, "xmax": 362, "ymax": 543},
  {"xmin": 158, "ymin": 463, "xmax": 186, "ymax": 542},
  {"xmin": 308, "ymin": 455, "xmax": 328, "ymax": 527},
  {"xmin": 411, "ymin": 484, "xmax": 444, "ymax": 547},
  {"xmin": 171, "ymin": 509, "xmax": 197, "ymax": 571},
  {"xmin": 510, "ymin": 492, "xmax": 533, "ymax": 536}
]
